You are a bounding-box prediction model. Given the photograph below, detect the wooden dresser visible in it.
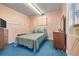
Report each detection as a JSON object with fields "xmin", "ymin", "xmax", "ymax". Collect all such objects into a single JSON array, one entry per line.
[
  {"xmin": 0, "ymin": 27, "xmax": 8, "ymax": 50},
  {"xmin": 53, "ymin": 32, "xmax": 66, "ymax": 51}
]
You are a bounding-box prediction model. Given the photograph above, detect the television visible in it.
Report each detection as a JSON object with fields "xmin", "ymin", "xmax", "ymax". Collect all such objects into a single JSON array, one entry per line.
[{"xmin": 0, "ymin": 18, "xmax": 7, "ymax": 28}]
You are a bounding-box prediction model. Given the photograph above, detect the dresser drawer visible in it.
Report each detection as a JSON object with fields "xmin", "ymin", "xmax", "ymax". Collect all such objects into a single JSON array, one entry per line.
[{"xmin": 53, "ymin": 32, "xmax": 66, "ymax": 51}]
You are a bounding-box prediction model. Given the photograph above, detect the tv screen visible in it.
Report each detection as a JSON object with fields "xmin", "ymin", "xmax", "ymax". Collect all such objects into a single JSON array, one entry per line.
[{"xmin": 0, "ymin": 18, "xmax": 7, "ymax": 28}]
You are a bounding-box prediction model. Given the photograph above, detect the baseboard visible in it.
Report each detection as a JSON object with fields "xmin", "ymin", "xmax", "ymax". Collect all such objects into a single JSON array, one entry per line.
[
  {"xmin": 66, "ymin": 50, "xmax": 71, "ymax": 56},
  {"xmin": 8, "ymin": 39, "xmax": 15, "ymax": 44},
  {"xmin": 47, "ymin": 37, "xmax": 53, "ymax": 40}
]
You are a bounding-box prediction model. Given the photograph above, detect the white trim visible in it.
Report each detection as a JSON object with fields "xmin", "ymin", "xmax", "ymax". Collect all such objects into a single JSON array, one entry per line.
[
  {"xmin": 8, "ymin": 39, "xmax": 15, "ymax": 44},
  {"xmin": 66, "ymin": 50, "xmax": 71, "ymax": 56},
  {"xmin": 47, "ymin": 37, "xmax": 52, "ymax": 40}
]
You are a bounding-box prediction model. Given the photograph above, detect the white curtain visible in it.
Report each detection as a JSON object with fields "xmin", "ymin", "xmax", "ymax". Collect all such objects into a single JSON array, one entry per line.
[
  {"xmin": 68, "ymin": 3, "xmax": 75, "ymax": 34},
  {"xmin": 75, "ymin": 3, "xmax": 79, "ymax": 24}
]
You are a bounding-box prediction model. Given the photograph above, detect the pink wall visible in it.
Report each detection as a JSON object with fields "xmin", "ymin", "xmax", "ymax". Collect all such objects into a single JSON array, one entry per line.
[
  {"xmin": 0, "ymin": 4, "xmax": 30, "ymax": 43},
  {"xmin": 30, "ymin": 11, "xmax": 61, "ymax": 39},
  {"xmin": 0, "ymin": 3, "xmax": 78, "ymax": 56},
  {"xmin": 61, "ymin": 4, "xmax": 79, "ymax": 56},
  {"xmin": 61, "ymin": 3, "xmax": 66, "ymax": 16},
  {"xmin": 66, "ymin": 35, "xmax": 79, "ymax": 56}
]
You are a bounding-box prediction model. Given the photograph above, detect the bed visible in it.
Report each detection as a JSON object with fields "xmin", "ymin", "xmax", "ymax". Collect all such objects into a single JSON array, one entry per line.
[{"xmin": 14, "ymin": 28, "xmax": 48, "ymax": 52}]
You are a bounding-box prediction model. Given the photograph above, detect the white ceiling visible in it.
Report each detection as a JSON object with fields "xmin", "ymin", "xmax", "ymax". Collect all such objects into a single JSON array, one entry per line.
[{"xmin": 1, "ymin": 3, "xmax": 62, "ymax": 16}]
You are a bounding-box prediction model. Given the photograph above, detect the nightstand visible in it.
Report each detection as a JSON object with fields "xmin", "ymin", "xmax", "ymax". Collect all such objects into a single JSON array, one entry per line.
[{"xmin": 53, "ymin": 32, "xmax": 66, "ymax": 51}]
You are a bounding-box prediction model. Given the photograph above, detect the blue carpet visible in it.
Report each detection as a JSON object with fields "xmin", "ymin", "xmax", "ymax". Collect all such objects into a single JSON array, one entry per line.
[{"xmin": 0, "ymin": 40, "xmax": 67, "ymax": 56}]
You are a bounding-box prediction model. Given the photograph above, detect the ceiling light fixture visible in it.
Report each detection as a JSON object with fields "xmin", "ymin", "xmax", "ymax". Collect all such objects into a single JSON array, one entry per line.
[
  {"xmin": 32, "ymin": 3, "xmax": 44, "ymax": 14},
  {"xmin": 26, "ymin": 3, "xmax": 44, "ymax": 15}
]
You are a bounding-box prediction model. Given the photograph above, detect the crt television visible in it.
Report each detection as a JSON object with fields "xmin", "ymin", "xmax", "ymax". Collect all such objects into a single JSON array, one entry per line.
[{"xmin": 0, "ymin": 18, "xmax": 7, "ymax": 28}]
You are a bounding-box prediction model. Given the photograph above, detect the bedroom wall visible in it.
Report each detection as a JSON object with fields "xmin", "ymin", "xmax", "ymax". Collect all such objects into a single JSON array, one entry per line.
[
  {"xmin": 0, "ymin": 4, "xmax": 30, "ymax": 43},
  {"xmin": 66, "ymin": 4, "xmax": 79, "ymax": 56},
  {"xmin": 60, "ymin": 3, "xmax": 78, "ymax": 56},
  {"xmin": 61, "ymin": 3, "xmax": 67, "ymax": 16},
  {"xmin": 61, "ymin": 4, "xmax": 72, "ymax": 55},
  {"xmin": 30, "ymin": 11, "xmax": 61, "ymax": 40}
]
